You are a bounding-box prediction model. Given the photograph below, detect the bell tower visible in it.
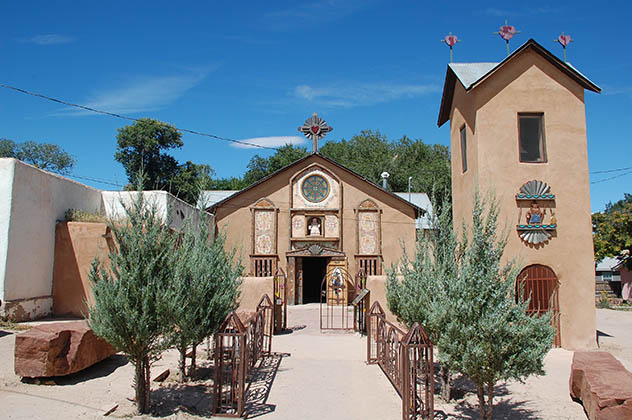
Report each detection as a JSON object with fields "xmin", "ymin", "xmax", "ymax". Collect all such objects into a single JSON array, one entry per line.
[{"xmin": 438, "ymin": 39, "xmax": 600, "ymax": 349}]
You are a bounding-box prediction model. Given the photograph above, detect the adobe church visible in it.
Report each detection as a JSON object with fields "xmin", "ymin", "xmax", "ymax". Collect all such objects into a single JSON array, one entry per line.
[
  {"xmin": 0, "ymin": 38, "xmax": 601, "ymax": 350},
  {"xmin": 207, "ymin": 114, "xmax": 422, "ymax": 306}
]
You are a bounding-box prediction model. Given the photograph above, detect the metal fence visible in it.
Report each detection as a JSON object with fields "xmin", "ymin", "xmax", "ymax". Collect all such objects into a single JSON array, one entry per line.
[
  {"xmin": 213, "ymin": 294, "xmax": 274, "ymax": 417},
  {"xmin": 367, "ymin": 301, "xmax": 434, "ymax": 420}
]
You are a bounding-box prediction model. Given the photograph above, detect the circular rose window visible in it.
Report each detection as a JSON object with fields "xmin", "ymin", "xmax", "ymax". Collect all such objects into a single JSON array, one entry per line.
[{"xmin": 301, "ymin": 175, "xmax": 329, "ymax": 203}]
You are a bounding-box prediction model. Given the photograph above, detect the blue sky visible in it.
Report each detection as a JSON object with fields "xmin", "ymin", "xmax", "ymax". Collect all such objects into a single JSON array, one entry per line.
[{"xmin": 1, "ymin": 1, "xmax": 629, "ymax": 212}]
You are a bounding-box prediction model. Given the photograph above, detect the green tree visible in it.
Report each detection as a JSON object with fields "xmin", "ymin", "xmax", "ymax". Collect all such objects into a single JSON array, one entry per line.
[
  {"xmin": 243, "ymin": 144, "xmax": 308, "ymax": 186},
  {"xmin": 88, "ymin": 191, "xmax": 175, "ymax": 414},
  {"xmin": 208, "ymin": 176, "xmax": 248, "ymax": 191},
  {"xmin": 1, "ymin": 138, "xmax": 75, "ymax": 174},
  {"xmin": 168, "ymin": 161, "xmax": 214, "ymax": 205},
  {"xmin": 320, "ymin": 130, "xmax": 393, "ymax": 185},
  {"xmin": 168, "ymin": 218, "xmax": 242, "ymax": 380},
  {"xmin": 387, "ymin": 190, "xmax": 459, "ymax": 400},
  {"xmin": 439, "ymin": 192, "xmax": 554, "ymax": 420},
  {"xmin": 593, "ymin": 194, "xmax": 632, "ymax": 270},
  {"xmin": 320, "ymin": 130, "xmax": 452, "ymax": 204},
  {"xmin": 115, "ymin": 118, "xmax": 183, "ymax": 190}
]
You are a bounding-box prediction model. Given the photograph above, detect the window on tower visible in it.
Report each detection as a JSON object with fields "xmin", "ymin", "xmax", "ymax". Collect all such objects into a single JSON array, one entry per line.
[{"xmin": 518, "ymin": 113, "xmax": 547, "ymax": 163}]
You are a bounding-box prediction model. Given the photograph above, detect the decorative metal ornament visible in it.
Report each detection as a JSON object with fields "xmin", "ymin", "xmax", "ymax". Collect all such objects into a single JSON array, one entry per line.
[
  {"xmin": 494, "ymin": 20, "xmax": 520, "ymax": 56},
  {"xmin": 298, "ymin": 112, "xmax": 333, "ymax": 153},
  {"xmin": 554, "ymin": 32, "xmax": 573, "ymax": 62},
  {"xmin": 441, "ymin": 32, "xmax": 461, "ymax": 63}
]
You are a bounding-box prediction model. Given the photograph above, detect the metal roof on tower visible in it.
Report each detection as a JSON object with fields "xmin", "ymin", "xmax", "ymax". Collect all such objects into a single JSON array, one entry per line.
[{"xmin": 437, "ymin": 39, "xmax": 601, "ymax": 127}]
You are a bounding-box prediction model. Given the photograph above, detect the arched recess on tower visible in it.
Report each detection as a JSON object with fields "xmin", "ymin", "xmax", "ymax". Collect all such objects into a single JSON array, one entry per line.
[{"xmin": 516, "ymin": 264, "xmax": 561, "ymax": 347}]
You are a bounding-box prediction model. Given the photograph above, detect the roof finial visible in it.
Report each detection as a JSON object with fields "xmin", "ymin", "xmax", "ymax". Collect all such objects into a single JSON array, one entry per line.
[
  {"xmin": 441, "ymin": 32, "xmax": 461, "ymax": 63},
  {"xmin": 555, "ymin": 32, "xmax": 573, "ymax": 62},
  {"xmin": 298, "ymin": 113, "xmax": 333, "ymax": 154},
  {"xmin": 494, "ymin": 20, "xmax": 520, "ymax": 57}
]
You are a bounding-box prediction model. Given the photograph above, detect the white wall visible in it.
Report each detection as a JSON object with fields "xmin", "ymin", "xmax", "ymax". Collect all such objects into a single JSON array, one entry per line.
[
  {"xmin": 0, "ymin": 159, "xmax": 212, "ymax": 320},
  {"xmin": 0, "ymin": 158, "xmax": 102, "ymax": 320},
  {"xmin": 101, "ymin": 190, "xmax": 203, "ymax": 230}
]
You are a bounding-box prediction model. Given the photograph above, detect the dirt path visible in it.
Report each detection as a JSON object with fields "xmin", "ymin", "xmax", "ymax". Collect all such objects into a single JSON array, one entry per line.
[{"xmin": 1, "ymin": 307, "xmax": 630, "ymax": 419}]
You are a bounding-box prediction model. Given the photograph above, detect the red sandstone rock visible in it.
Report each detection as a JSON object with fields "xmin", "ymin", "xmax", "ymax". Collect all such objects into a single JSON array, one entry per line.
[
  {"xmin": 569, "ymin": 351, "xmax": 632, "ymax": 420},
  {"xmin": 14, "ymin": 320, "xmax": 116, "ymax": 378}
]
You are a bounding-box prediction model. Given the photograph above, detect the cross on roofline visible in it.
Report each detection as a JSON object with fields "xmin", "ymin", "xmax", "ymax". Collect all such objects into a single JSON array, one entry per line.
[{"xmin": 298, "ymin": 113, "xmax": 333, "ymax": 154}]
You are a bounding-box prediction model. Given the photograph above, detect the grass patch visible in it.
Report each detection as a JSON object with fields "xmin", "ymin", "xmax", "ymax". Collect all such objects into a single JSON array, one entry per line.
[{"xmin": 64, "ymin": 208, "xmax": 107, "ymax": 223}]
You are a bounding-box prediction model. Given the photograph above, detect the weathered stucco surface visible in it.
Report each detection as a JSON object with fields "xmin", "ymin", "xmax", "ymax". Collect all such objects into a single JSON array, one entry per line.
[
  {"xmin": 448, "ymin": 49, "xmax": 597, "ymax": 349},
  {"xmin": 52, "ymin": 222, "xmax": 112, "ymax": 317},
  {"xmin": 214, "ymin": 154, "xmax": 417, "ymax": 303}
]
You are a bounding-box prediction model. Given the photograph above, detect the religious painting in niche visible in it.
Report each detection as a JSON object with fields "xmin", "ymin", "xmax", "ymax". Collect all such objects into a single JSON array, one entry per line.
[
  {"xmin": 358, "ymin": 211, "xmax": 379, "ymax": 254},
  {"xmin": 307, "ymin": 217, "xmax": 322, "ymax": 236},
  {"xmin": 254, "ymin": 210, "xmax": 275, "ymax": 254},
  {"xmin": 516, "ymin": 180, "xmax": 556, "ymax": 245},
  {"xmin": 301, "ymin": 175, "xmax": 330, "ymax": 203}
]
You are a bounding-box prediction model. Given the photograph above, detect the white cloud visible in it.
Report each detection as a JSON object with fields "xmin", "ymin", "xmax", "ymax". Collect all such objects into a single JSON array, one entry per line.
[
  {"xmin": 233, "ymin": 136, "xmax": 307, "ymax": 149},
  {"xmin": 293, "ymin": 83, "xmax": 439, "ymax": 107},
  {"xmin": 55, "ymin": 71, "xmax": 208, "ymax": 116},
  {"xmin": 264, "ymin": 0, "xmax": 375, "ymax": 29},
  {"xmin": 22, "ymin": 34, "xmax": 74, "ymax": 45}
]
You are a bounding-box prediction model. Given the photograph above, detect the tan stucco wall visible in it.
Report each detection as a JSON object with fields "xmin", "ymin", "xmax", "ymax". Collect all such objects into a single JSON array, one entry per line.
[
  {"xmin": 52, "ymin": 222, "xmax": 112, "ymax": 318},
  {"xmin": 448, "ymin": 50, "xmax": 596, "ymax": 349},
  {"xmin": 215, "ymin": 156, "xmax": 417, "ymax": 296},
  {"xmin": 237, "ymin": 276, "xmax": 275, "ymax": 311}
]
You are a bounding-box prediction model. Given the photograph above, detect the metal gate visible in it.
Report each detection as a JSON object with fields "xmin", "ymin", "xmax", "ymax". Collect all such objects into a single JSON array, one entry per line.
[
  {"xmin": 319, "ymin": 266, "xmax": 370, "ymax": 331},
  {"xmin": 517, "ymin": 264, "xmax": 561, "ymax": 347},
  {"xmin": 273, "ymin": 267, "xmax": 287, "ymax": 334}
]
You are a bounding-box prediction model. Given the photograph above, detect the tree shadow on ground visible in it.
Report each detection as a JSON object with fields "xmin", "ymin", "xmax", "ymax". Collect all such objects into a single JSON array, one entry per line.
[
  {"xmin": 0, "ymin": 330, "xmax": 11, "ymax": 338},
  {"xmin": 22, "ymin": 354, "xmax": 128, "ymax": 386},
  {"xmin": 449, "ymin": 398, "xmax": 541, "ymax": 420},
  {"xmin": 151, "ymin": 382, "xmax": 214, "ymax": 417},
  {"xmin": 245, "ymin": 352, "xmax": 288, "ymax": 419}
]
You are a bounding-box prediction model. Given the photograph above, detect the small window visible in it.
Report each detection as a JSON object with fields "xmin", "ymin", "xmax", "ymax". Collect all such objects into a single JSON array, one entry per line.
[
  {"xmin": 602, "ymin": 272, "xmax": 612, "ymax": 281},
  {"xmin": 518, "ymin": 113, "xmax": 546, "ymax": 163},
  {"xmin": 460, "ymin": 125, "xmax": 467, "ymax": 172}
]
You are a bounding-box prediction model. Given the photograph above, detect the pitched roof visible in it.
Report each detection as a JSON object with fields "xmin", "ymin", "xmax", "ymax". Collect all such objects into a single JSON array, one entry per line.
[
  {"xmin": 205, "ymin": 153, "xmax": 424, "ymax": 214},
  {"xmin": 437, "ymin": 38, "xmax": 601, "ymax": 127}
]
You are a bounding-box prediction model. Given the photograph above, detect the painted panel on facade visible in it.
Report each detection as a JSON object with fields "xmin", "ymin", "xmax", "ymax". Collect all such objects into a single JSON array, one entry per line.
[
  {"xmin": 325, "ymin": 214, "xmax": 339, "ymax": 237},
  {"xmin": 292, "ymin": 214, "xmax": 305, "ymax": 237},
  {"xmin": 254, "ymin": 210, "xmax": 275, "ymax": 254},
  {"xmin": 358, "ymin": 212, "xmax": 379, "ymax": 254}
]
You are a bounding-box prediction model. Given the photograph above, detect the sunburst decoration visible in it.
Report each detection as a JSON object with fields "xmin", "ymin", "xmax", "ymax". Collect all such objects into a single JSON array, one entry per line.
[
  {"xmin": 519, "ymin": 229, "xmax": 552, "ymax": 245},
  {"xmin": 517, "ymin": 180, "xmax": 555, "ymax": 199}
]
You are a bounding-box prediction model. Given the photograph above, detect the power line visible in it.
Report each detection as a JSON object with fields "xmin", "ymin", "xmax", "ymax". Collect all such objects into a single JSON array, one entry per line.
[
  {"xmin": 590, "ymin": 166, "xmax": 632, "ymax": 175},
  {"xmin": 66, "ymin": 173, "xmax": 123, "ymax": 187},
  {"xmin": 591, "ymin": 170, "xmax": 632, "ymax": 185},
  {"xmin": 0, "ymin": 83, "xmax": 279, "ymax": 150}
]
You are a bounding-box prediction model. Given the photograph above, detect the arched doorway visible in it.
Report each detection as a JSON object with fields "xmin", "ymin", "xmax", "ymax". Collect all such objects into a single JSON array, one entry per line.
[{"xmin": 516, "ymin": 264, "xmax": 561, "ymax": 347}]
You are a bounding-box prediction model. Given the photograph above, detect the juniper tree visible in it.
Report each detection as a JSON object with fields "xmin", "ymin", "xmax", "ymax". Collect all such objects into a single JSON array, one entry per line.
[
  {"xmin": 387, "ymin": 191, "xmax": 461, "ymax": 400},
  {"xmin": 439, "ymin": 192, "xmax": 555, "ymax": 420},
  {"xmin": 168, "ymin": 217, "xmax": 242, "ymax": 380},
  {"xmin": 88, "ymin": 192, "xmax": 175, "ymax": 414}
]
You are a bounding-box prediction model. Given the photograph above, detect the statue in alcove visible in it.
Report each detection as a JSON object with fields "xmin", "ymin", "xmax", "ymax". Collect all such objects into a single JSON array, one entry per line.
[
  {"xmin": 308, "ymin": 218, "xmax": 321, "ymax": 236},
  {"xmin": 526, "ymin": 201, "xmax": 545, "ymax": 224}
]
